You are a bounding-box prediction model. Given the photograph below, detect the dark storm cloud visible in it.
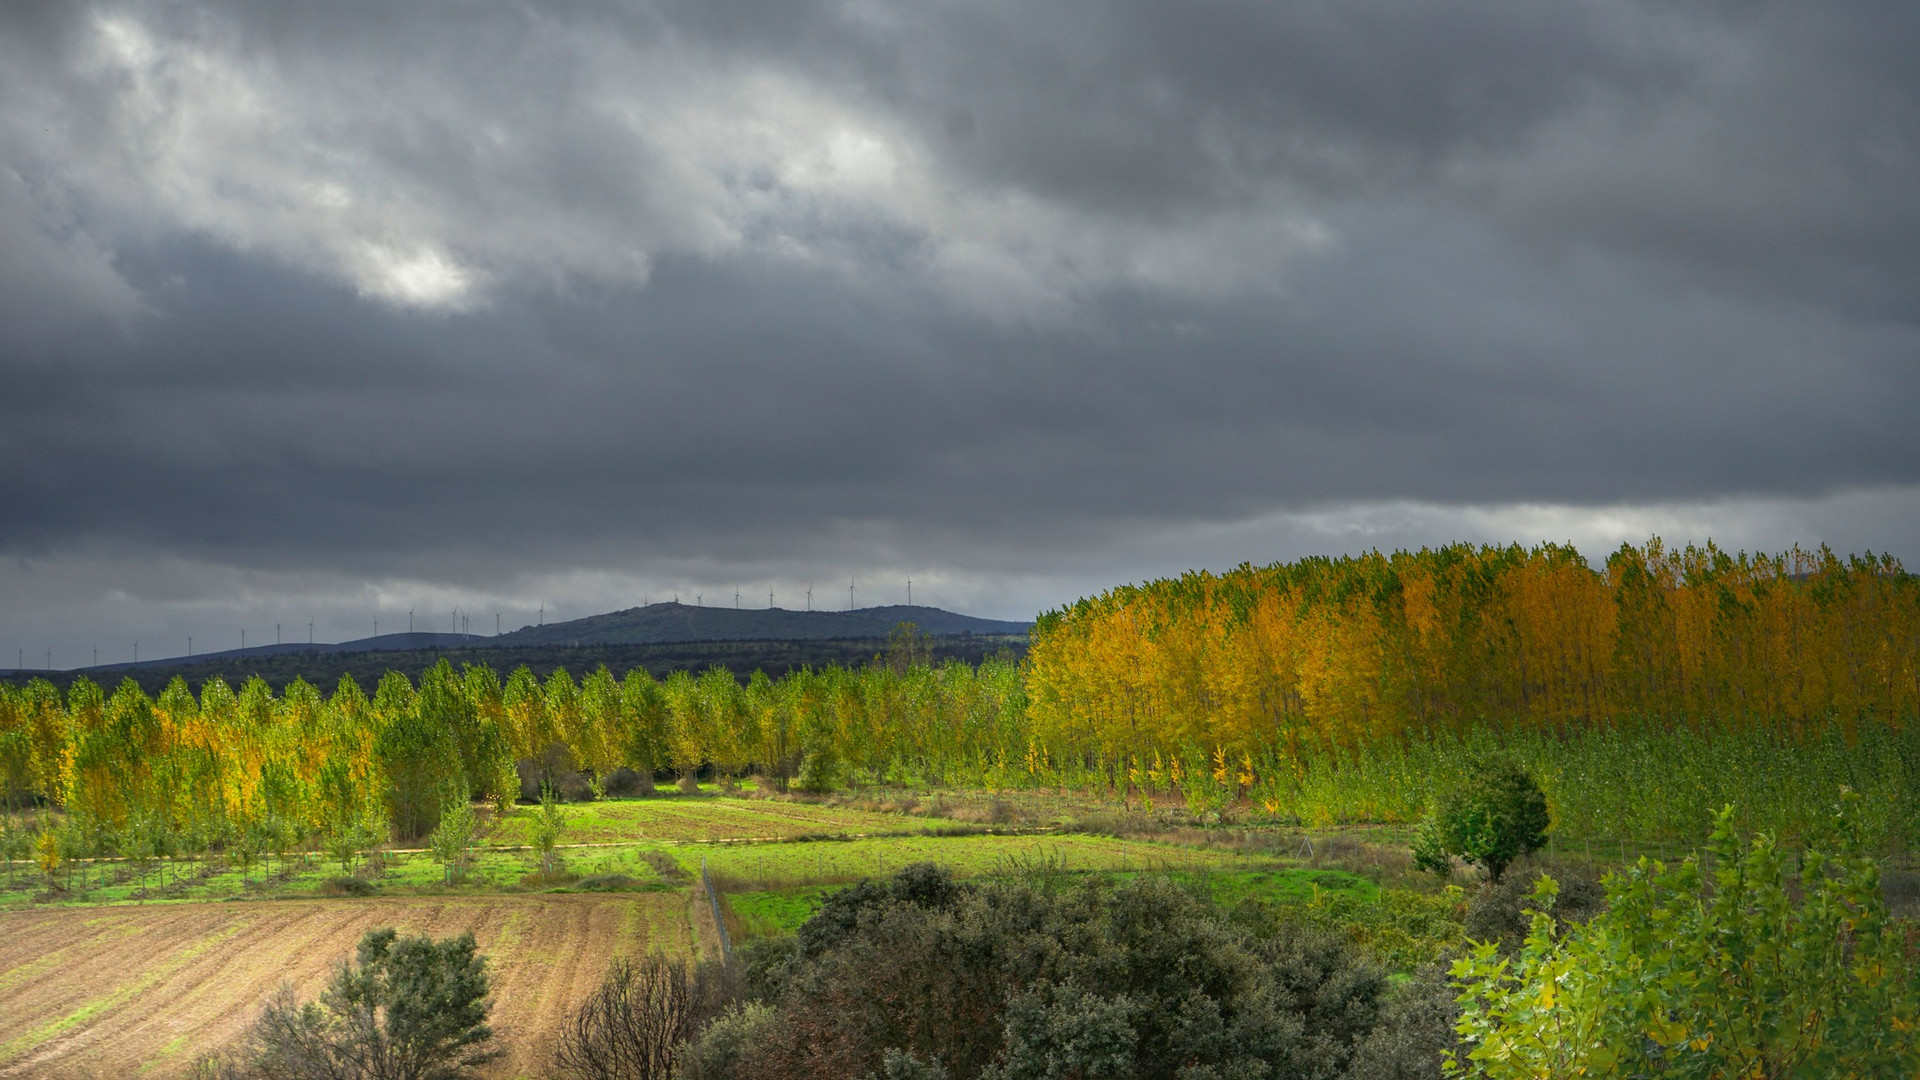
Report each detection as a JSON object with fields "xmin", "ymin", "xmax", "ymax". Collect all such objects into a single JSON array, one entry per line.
[{"xmin": 2, "ymin": 0, "xmax": 1917, "ymax": 658}]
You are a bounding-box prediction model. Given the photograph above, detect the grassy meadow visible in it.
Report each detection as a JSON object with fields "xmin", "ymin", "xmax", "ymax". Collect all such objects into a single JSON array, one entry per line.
[
  {"xmin": 0, "ymin": 782, "xmax": 1495, "ymax": 1076},
  {"xmin": 6, "ymin": 777, "xmax": 1918, "ymax": 1077}
]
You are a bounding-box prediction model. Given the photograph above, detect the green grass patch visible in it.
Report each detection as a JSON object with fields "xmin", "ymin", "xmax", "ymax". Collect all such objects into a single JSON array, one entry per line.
[
  {"xmin": 726, "ymin": 885, "xmax": 837, "ymax": 939},
  {"xmin": 723, "ymin": 866, "xmax": 1385, "ymax": 946},
  {"xmin": 491, "ymin": 793, "xmax": 934, "ymax": 845},
  {"xmin": 693, "ymin": 832, "xmax": 1241, "ymax": 891},
  {"xmin": 1188, "ymin": 867, "xmax": 1379, "ymax": 908}
]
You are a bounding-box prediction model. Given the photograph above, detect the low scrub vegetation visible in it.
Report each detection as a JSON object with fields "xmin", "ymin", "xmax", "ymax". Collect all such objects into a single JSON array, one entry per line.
[
  {"xmin": 534, "ymin": 799, "xmax": 1915, "ymax": 1079},
  {"xmin": 555, "ymin": 864, "xmax": 1451, "ymax": 1080},
  {"xmin": 199, "ymin": 927, "xmax": 498, "ymax": 1080},
  {"xmin": 1452, "ymin": 796, "xmax": 1920, "ymax": 1077}
]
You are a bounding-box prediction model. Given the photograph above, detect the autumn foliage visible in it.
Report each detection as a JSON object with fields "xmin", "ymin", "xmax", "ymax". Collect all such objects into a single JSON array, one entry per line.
[
  {"xmin": 1, "ymin": 540, "xmax": 1916, "ymax": 867},
  {"xmin": 1026, "ymin": 540, "xmax": 1919, "ymax": 769}
]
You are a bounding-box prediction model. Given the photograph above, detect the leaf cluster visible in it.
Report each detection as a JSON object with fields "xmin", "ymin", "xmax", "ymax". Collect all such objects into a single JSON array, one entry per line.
[{"xmin": 1449, "ymin": 794, "xmax": 1920, "ymax": 1077}]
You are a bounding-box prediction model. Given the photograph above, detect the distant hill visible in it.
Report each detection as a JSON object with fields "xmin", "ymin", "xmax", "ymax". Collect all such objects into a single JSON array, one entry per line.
[
  {"xmin": 54, "ymin": 632, "xmax": 485, "ymax": 675},
  {"xmin": 6, "ymin": 635, "xmax": 1027, "ymax": 697},
  {"xmin": 0, "ymin": 603, "xmax": 1030, "ymax": 688},
  {"xmin": 493, "ymin": 602, "xmax": 1030, "ymax": 648}
]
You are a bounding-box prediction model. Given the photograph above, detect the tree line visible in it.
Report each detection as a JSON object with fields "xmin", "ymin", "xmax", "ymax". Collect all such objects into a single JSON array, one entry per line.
[
  {"xmin": 3, "ymin": 539, "xmax": 1917, "ymax": 870},
  {"xmin": 0, "ymin": 650, "xmax": 1029, "ymax": 872},
  {"xmin": 1026, "ymin": 538, "xmax": 1919, "ymax": 772}
]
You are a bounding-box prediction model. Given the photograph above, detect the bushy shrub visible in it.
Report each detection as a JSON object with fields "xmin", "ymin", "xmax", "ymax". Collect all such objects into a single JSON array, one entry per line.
[
  {"xmin": 678, "ymin": 1003, "xmax": 778, "ymax": 1080},
  {"xmin": 1450, "ymin": 796, "xmax": 1920, "ymax": 1077},
  {"xmin": 1344, "ymin": 966, "xmax": 1461, "ymax": 1080},
  {"xmin": 682, "ymin": 863, "xmax": 1444, "ymax": 1080},
  {"xmin": 1411, "ymin": 761, "xmax": 1549, "ymax": 883},
  {"xmin": 206, "ymin": 928, "xmax": 497, "ymax": 1080}
]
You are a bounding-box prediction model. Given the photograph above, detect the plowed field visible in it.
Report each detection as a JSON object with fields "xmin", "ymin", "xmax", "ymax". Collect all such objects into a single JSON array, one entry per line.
[{"xmin": 0, "ymin": 893, "xmax": 695, "ymax": 1078}]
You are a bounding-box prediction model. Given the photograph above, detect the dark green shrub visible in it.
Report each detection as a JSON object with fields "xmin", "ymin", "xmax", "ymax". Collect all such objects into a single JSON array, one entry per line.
[
  {"xmin": 210, "ymin": 928, "xmax": 497, "ymax": 1080},
  {"xmin": 1344, "ymin": 966, "xmax": 1460, "ymax": 1080},
  {"xmin": 680, "ymin": 1003, "xmax": 779, "ymax": 1080},
  {"xmin": 712, "ymin": 863, "xmax": 1419, "ymax": 1080},
  {"xmin": 1411, "ymin": 760, "xmax": 1549, "ymax": 883}
]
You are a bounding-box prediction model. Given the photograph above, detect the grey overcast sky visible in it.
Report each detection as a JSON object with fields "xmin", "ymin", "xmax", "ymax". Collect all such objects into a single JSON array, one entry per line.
[{"xmin": 4, "ymin": 0, "xmax": 1918, "ymax": 666}]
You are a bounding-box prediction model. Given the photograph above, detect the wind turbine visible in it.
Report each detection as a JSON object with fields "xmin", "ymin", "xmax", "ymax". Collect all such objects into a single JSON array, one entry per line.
[
  {"xmin": 734, "ymin": 587, "xmax": 741, "ymax": 609},
  {"xmin": 849, "ymin": 575, "xmax": 856, "ymax": 611},
  {"xmin": 907, "ymin": 577, "xmax": 912, "ymax": 606},
  {"xmin": 769, "ymin": 587, "xmax": 775, "ymax": 609},
  {"xmin": 806, "ymin": 582, "xmax": 813, "ymax": 611},
  {"xmin": 408, "ymin": 608, "xmax": 414, "ymax": 634}
]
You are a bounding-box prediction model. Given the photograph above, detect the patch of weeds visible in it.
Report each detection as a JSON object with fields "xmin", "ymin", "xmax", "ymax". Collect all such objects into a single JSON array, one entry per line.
[
  {"xmin": 639, "ymin": 849, "xmax": 690, "ymax": 883},
  {"xmin": 320, "ymin": 876, "xmax": 376, "ymax": 897},
  {"xmin": 1288, "ymin": 887, "xmax": 1468, "ymax": 972},
  {"xmin": 576, "ymin": 873, "xmax": 639, "ymax": 892},
  {"xmin": 521, "ymin": 869, "xmax": 581, "ymax": 889}
]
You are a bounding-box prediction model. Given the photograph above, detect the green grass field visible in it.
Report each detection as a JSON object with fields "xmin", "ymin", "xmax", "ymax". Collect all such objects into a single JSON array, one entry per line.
[
  {"xmin": 721, "ymin": 865, "xmax": 1381, "ymax": 940},
  {"xmin": 0, "ymin": 778, "xmax": 1493, "ymax": 1066},
  {"xmin": 0, "ymin": 790, "xmax": 1473, "ymax": 973},
  {"xmin": 493, "ymin": 794, "xmax": 937, "ymax": 845}
]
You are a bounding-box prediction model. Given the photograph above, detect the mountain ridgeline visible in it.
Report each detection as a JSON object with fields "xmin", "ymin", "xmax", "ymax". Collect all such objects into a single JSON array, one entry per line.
[
  {"xmin": 492, "ymin": 602, "xmax": 1031, "ymax": 647},
  {"xmin": 3, "ymin": 603, "xmax": 1031, "ymax": 695}
]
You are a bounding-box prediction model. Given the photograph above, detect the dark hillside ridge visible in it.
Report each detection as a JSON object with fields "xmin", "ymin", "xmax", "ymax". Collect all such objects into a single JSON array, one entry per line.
[
  {"xmin": 1, "ymin": 634, "xmax": 1027, "ymax": 697},
  {"xmin": 71, "ymin": 632, "xmax": 483, "ymax": 671},
  {"xmin": 3, "ymin": 603, "xmax": 1026, "ymax": 682},
  {"xmin": 492, "ymin": 601, "xmax": 1030, "ymax": 647},
  {"xmin": 0, "ymin": 604, "xmax": 1029, "ymax": 694}
]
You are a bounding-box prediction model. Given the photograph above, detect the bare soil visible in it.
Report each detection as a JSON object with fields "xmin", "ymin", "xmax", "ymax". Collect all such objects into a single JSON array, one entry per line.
[{"xmin": 0, "ymin": 892, "xmax": 695, "ymax": 1078}]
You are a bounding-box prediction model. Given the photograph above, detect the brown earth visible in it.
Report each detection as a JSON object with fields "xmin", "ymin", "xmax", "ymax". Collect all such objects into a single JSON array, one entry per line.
[{"xmin": 0, "ymin": 892, "xmax": 699, "ymax": 1079}]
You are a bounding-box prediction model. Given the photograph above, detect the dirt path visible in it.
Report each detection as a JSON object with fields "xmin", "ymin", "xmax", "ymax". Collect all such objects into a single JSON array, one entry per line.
[{"xmin": 0, "ymin": 892, "xmax": 692, "ymax": 1078}]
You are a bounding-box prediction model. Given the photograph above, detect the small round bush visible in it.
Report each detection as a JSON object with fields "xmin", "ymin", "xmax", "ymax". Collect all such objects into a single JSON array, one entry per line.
[{"xmin": 1412, "ymin": 760, "xmax": 1550, "ymax": 883}]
